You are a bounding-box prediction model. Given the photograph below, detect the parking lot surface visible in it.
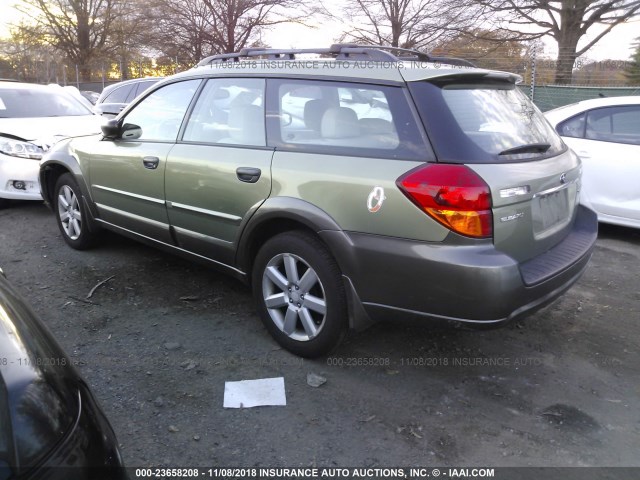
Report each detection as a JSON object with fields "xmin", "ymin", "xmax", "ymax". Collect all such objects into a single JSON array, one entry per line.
[{"xmin": 1, "ymin": 201, "xmax": 639, "ymax": 467}]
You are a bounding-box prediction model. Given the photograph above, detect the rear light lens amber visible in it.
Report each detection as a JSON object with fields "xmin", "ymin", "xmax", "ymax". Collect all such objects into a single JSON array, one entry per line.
[{"xmin": 397, "ymin": 164, "xmax": 493, "ymax": 238}]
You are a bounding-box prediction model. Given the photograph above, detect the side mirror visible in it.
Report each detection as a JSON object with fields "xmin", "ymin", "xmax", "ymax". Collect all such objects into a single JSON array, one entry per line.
[
  {"xmin": 121, "ymin": 123, "xmax": 142, "ymax": 140},
  {"xmin": 101, "ymin": 119, "xmax": 121, "ymax": 139}
]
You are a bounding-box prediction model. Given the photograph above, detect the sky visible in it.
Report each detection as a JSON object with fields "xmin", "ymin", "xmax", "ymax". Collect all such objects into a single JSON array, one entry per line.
[{"xmin": 0, "ymin": 0, "xmax": 638, "ymax": 62}]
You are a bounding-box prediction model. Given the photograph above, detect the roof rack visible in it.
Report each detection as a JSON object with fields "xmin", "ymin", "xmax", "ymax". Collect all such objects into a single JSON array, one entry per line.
[{"xmin": 196, "ymin": 44, "xmax": 476, "ymax": 68}]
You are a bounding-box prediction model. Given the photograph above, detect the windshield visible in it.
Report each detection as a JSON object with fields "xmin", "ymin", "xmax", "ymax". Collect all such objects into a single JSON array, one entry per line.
[
  {"xmin": 409, "ymin": 78, "xmax": 565, "ymax": 163},
  {"xmin": 0, "ymin": 87, "xmax": 92, "ymax": 118}
]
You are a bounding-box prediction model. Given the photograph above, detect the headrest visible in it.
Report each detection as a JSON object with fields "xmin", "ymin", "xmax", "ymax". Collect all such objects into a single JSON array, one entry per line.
[
  {"xmin": 228, "ymin": 104, "xmax": 264, "ymax": 144},
  {"xmin": 321, "ymin": 107, "xmax": 360, "ymax": 139},
  {"xmin": 303, "ymin": 99, "xmax": 330, "ymax": 132}
]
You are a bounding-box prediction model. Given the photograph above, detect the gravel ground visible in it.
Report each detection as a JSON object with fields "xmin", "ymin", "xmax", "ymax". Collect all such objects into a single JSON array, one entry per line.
[{"xmin": 1, "ymin": 200, "xmax": 639, "ymax": 468}]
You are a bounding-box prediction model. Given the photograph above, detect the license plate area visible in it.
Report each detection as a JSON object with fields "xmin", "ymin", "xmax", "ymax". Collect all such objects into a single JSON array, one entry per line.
[{"xmin": 532, "ymin": 187, "xmax": 570, "ymax": 235}]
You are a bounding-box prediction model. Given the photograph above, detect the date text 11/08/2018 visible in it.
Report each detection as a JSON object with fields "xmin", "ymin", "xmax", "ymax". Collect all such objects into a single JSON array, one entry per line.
[
  {"xmin": 133, "ymin": 467, "xmax": 496, "ymax": 478},
  {"xmin": 325, "ymin": 357, "xmax": 542, "ymax": 367}
]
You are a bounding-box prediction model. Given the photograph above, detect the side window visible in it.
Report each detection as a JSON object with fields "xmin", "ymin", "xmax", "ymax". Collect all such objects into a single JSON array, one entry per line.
[
  {"xmin": 270, "ymin": 79, "xmax": 426, "ymax": 159},
  {"xmin": 182, "ymin": 78, "xmax": 265, "ymax": 146},
  {"xmin": 122, "ymin": 79, "xmax": 201, "ymax": 142},
  {"xmin": 278, "ymin": 82, "xmax": 399, "ymax": 149},
  {"xmin": 586, "ymin": 106, "xmax": 640, "ymax": 145},
  {"xmin": 133, "ymin": 80, "xmax": 159, "ymax": 99},
  {"xmin": 557, "ymin": 113, "xmax": 585, "ymax": 138},
  {"xmin": 104, "ymin": 84, "xmax": 133, "ymax": 104}
]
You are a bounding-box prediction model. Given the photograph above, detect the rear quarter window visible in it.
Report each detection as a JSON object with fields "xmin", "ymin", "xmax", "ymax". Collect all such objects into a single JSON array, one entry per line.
[
  {"xmin": 267, "ymin": 79, "xmax": 430, "ymax": 161},
  {"xmin": 557, "ymin": 113, "xmax": 586, "ymax": 138}
]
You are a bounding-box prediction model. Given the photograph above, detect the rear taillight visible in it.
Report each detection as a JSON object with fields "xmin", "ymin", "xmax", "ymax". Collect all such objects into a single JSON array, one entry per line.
[{"xmin": 397, "ymin": 164, "xmax": 493, "ymax": 238}]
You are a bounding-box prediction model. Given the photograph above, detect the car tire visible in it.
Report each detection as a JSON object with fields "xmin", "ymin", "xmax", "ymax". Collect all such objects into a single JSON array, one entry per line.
[
  {"xmin": 252, "ymin": 231, "xmax": 348, "ymax": 358},
  {"xmin": 54, "ymin": 173, "xmax": 95, "ymax": 250}
]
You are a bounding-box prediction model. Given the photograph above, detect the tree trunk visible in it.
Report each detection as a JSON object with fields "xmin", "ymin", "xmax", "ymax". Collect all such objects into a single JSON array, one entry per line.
[
  {"xmin": 76, "ymin": 9, "xmax": 92, "ymax": 81},
  {"xmin": 79, "ymin": 64, "xmax": 92, "ymax": 82},
  {"xmin": 554, "ymin": 0, "xmax": 585, "ymax": 84},
  {"xmin": 554, "ymin": 49, "xmax": 578, "ymax": 84}
]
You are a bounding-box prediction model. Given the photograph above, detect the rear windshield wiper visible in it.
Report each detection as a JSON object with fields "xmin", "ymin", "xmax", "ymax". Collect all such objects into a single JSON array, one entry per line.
[{"xmin": 498, "ymin": 143, "xmax": 551, "ymax": 155}]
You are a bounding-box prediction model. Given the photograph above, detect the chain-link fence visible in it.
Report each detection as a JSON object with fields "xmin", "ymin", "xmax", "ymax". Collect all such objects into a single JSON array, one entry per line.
[
  {"xmin": 2, "ymin": 50, "xmax": 639, "ymax": 109},
  {"xmin": 0, "ymin": 56, "xmax": 195, "ymax": 92}
]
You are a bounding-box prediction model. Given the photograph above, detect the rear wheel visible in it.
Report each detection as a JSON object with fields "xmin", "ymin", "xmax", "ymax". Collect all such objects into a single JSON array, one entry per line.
[
  {"xmin": 252, "ymin": 231, "xmax": 347, "ymax": 358},
  {"xmin": 54, "ymin": 173, "xmax": 95, "ymax": 250}
]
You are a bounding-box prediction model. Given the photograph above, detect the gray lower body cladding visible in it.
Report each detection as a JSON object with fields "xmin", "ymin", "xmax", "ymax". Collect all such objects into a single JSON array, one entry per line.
[{"xmin": 321, "ymin": 205, "xmax": 597, "ymax": 325}]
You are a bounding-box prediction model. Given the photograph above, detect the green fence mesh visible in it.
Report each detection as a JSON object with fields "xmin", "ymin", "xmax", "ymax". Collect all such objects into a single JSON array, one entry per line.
[{"xmin": 519, "ymin": 85, "xmax": 640, "ymax": 111}]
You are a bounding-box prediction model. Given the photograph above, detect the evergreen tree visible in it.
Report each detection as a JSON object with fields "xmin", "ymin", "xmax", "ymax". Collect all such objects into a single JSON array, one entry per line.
[{"xmin": 624, "ymin": 37, "xmax": 640, "ymax": 85}]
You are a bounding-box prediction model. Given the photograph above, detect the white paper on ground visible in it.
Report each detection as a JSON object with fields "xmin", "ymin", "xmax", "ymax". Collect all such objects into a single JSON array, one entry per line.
[{"xmin": 223, "ymin": 377, "xmax": 286, "ymax": 408}]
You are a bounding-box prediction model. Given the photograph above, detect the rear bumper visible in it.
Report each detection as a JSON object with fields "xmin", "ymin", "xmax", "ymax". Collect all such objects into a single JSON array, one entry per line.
[{"xmin": 322, "ymin": 205, "xmax": 597, "ymax": 326}]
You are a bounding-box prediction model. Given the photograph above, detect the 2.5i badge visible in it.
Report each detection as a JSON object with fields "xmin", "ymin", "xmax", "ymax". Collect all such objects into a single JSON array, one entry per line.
[{"xmin": 367, "ymin": 186, "xmax": 386, "ymax": 213}]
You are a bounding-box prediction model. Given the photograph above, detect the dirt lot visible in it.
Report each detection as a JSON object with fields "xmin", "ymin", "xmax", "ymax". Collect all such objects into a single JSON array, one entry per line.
[{"xmin": 1, "ymin": 200, "xmax": 639, "ymax": 468}]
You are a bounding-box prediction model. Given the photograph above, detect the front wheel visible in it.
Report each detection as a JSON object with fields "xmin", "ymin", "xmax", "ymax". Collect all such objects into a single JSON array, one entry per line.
[
  {"xmin": 54, "ymin": 173, "xmax": 95, "ymax": 250},
  {"xmin": 252, "ymin": 231, "xmax": 348, "ymax": 358}
]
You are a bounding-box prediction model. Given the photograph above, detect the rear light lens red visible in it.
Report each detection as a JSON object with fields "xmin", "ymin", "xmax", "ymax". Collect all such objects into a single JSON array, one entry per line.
[{"xmin": 397, "ymin": 164, "xmax": 493, "ymax": 238}]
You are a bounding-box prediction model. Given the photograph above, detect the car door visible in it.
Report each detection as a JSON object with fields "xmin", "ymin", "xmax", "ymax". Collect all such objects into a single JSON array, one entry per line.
[
  {"xmin": 165, "ymin": 78, "xmax": 273, "ymax": 263},
  {"xmin": 78, "ymin": 79, "xmax": 202, "ymax": 243},
  {"xmin": 559, "ymin": 105, "xmax": 640, "ymax": 222}
]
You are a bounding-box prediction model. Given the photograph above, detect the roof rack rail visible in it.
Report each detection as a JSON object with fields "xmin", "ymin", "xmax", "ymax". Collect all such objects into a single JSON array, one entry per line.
[{"xmin": 196, "ymin": 44, "xmax": 476, "ymax": 68}]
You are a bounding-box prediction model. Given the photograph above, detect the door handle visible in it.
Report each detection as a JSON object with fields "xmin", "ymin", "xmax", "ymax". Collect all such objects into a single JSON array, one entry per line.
[
  {"xmin": 143, "ymin": 156, "xmax": 160, "ymax": 169},
  {"xmin": 236, "ymin": 167, "xmax": 261, "ymax": 183}
]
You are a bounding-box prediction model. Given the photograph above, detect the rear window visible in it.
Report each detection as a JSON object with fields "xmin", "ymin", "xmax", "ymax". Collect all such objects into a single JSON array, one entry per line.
[
  {"xmin": 0, "ymin": 88, "xmax": 92, "ymax": 118},
  {"xmin": 409, "ymin": 78, "xmax": 565, "ymax": 163},
  {"xmin": 103, "ymin": 84, "xmax": 133, "ymax": 103},
  {"xmin": 134, "ymin": 80, "xmax": 159, "ymax": 98}
]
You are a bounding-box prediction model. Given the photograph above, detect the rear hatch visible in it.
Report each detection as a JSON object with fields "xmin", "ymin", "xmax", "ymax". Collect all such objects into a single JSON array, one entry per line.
[{"xmin": 407, "ymin": 74, "xmax": 580, "ymax": 263}]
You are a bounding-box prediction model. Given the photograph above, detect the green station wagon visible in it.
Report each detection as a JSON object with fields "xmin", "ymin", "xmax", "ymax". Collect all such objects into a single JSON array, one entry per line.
[{"xmin": 40, "ymin": 45, "xmax": 598, "ymax": 357}]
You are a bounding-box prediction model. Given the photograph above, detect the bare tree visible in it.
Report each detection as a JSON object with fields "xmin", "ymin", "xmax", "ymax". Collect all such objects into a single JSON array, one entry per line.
[
  {"xmin": 1, "ymin": 23, "xmax": 62, "ymax": 82},
  {"xmin": 432, "ymin": 29, "xmax": 534, "ymax": 73},
  {"xmin": 201, "ymin": 0, "xmax": 300, "ymax": 54},
  {"xmin": 144, "ymin": 0, "xmax": 216, "ymax": 65},
  {"xmin": 148, "ymin": 0, "xmax": 314, "ymax": 63},
  {"xmin": 15, "ymin": 0, "xmax": 127, "ymax": 80},
  {"xmin": 472, "ymin": 1, "xmax": 640, "ymax": 84},
  {"xmin": 107, "ymin": 0, "xmax": 157, "ymax": 79},
  {"xmin": 331, "ymin": 0, "xmax": 481, "ymax": 50}
]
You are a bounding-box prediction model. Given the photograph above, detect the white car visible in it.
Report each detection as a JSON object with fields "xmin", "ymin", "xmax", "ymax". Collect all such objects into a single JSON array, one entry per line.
[
  {"xmin": 0, "ymin": 81, "xmax": 103, "ymax": 208},
  {"xmin": 545, "ymin": 96, "xmax": 640, "ymax": 229}
]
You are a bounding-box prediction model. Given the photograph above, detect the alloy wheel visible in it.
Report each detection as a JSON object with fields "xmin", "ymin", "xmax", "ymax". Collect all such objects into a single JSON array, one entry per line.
[
  {"xmin": 57, "ymin": 185, "xmax": 82, "ymax": 240},
  {"xmin": 262, "ymin": 252, "xmax": 328, "ymax": 342}
]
